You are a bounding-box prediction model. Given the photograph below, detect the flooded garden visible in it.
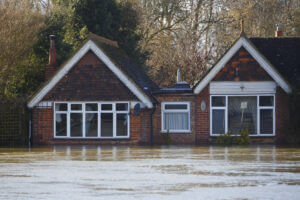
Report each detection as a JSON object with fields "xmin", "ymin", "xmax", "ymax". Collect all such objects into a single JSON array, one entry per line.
[{"xmin": 0, "ymin": 146, "xmax": 299, "ymax": 200}]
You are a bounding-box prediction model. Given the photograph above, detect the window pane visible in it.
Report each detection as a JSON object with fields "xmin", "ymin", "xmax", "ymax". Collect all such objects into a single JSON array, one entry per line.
[
  {"xmin": 101, "ymin": 104, "xmax": 112, "ymax": 111},
  {"xmin": 86, "ymin": 113, "xmax": 98, "ymax": 137},
  {"xmin": 70, "ymin": 113, "xmax": 82, "ymax": 137},
  {"xmin": 259, "ymin": 96, "xmax": 274, "ymax": 106},
  {"xmin": 164, "ymin": 113, "xmax": 189, "ymax": 130},
  {"xmin": 86, "ymin": 103, "xmax": 98, "ymax": 111},
  {"xmin": 116, "ymin": 103, "xmax": 128, "ymax": 111},
  {"xmin": 260, "ymin": 109, "xmax": 273, "ymax": 134},
  {"xmin": 212, "ymin": 97, "xmax": 225, "ymax": 107},
  {"xmin": 56, "ymin": 114, "xmax": 67, "ymax": 136},
  {"xmin": 117, "ymin": 114, "xmax": 128, "ymax": 136},
  {"xmin": 228, "ymin": 96, "xmax": 257, "ymax": 135},
  {"xmin": 101, "ymin": 113, "xmax": 113, "ymax": 137},
  {"xmin": 212, "ymin": 110, "xmax": 225, "ymax": 134},
  {"xmin": 71, "ymin": 104, "xmax": 82, "ymax": 111},
  {"xmin": 55, "ymin": 103, "xmax": 67, "ymax": 111},
  {"xmin": 165, "ymin": 104, "xmax": 187, "ymax": 110}
]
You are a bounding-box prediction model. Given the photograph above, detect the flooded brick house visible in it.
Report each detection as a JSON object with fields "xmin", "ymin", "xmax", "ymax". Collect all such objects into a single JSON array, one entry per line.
[{"xmin": 27, "ymin": 30, "xmax": 299, "ymax": 145}]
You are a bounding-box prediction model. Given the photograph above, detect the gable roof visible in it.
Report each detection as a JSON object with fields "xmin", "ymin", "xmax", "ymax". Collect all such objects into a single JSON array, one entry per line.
[
  {"xmin": 193, "ymin": 34, "xmax": 293, "ymax": 94},
  {"xmin": 249, "ymin": 37, "xmax": 300, "ymax": 90},
  {"xmin": 27, "ymin": 33, "xmax": 158, "ymax": 108}
]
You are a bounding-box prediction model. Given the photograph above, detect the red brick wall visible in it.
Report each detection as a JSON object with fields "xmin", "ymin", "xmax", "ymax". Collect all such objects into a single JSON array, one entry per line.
[
  {"xmin": 32, "ymin": 107, "xmax": 53, "ymax": 145},
  {"xmin": 195, "ymin": 86, "xmax": 210, "ymax": 145},
  {"xmin": 32, "ymin": 106, "xmax": 151, "ymax": 146},
  {"xmin": 214, "ymin": 47, "xmax": 272, "ymax": 82},
  {"xmin": 43, "ymin": 50, "xmax": 137, "ymax": 101},
  {"xmin": 275, "ymin": 87, "xmax": 290, "ymax": 144},
  {"xmin": 152, "ymin": 94, "xmax": 195, "ymax": 145}
]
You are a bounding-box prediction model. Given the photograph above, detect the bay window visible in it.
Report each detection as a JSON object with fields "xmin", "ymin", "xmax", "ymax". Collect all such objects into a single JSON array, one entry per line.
[
  {"xmin": 210, "ymin": 95, "xmax": 275, "ymax": 136},
  {"xmin": 54, "ymin": 102, "xmax": 130, "ymax": 138},
  {"xmin": 162, "ymin": 102, "xmax": 190, "ymax": 133}
]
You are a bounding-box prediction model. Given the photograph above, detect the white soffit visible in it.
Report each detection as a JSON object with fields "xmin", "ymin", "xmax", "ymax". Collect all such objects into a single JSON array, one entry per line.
[
  {"xmin": 210, "ymin": 81, "xmax": 277, "ymax": 94},
  {"xmin": 27, "ymin": 40, "xmax": 153, "ymax": 108},
  {"xmin": 194, "ymin": 37, "xmax": 292, "ymax": 94}
]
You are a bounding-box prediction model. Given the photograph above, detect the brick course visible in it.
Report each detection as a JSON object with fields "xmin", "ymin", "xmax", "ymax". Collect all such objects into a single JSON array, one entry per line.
[{"xmin": 152, "ymin": 94, "xmax": 196, "ymax": 145}]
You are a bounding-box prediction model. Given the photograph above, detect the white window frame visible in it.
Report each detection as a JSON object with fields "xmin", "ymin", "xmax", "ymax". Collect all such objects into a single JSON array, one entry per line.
[
  {"xmin": 161, "ymin": 102, "xmax": 191, "ymax": 133},
  {"xmin": 210, "ymin": 94, "xmax": 275, "ymax": 136},
  {"xmin": 53, "ymin": 101, "xmax": 130, "ymax": 139}
]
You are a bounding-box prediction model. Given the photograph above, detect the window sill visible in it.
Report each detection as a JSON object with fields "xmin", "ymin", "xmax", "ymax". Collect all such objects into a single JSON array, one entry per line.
[
  {"xmin": 210, "ymin": 134, "xmax": 275, "ymax": 137},
  {"xmin": 53, "ymin": 137, "xmax": 130, "ymax": 139},
  {"xmin": 161, "ymin": 130, "xmax": 192, "ymax": 134}
]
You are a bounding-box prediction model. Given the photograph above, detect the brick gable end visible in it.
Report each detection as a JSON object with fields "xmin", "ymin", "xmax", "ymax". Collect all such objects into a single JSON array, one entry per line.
[
  {"xmin": 43, "ymin": 50, "xmax": 138, "ymax": 101},
  {"xmin": 213, "ymin": 47, "xmax": 273, "ymax": 82}
]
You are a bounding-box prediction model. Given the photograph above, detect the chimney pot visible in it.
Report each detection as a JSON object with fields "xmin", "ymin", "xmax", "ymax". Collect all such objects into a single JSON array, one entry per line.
[
  {"xmin": 46, "ymin": 35, "xmax": 58, "ymax": 80},
  {"xmin": 177, "ymin": 69, "xmax": 181, "ymax": 83},
  {"xmin": 275, "ymin": 24, "xmax": 283, "ymax": 37}
]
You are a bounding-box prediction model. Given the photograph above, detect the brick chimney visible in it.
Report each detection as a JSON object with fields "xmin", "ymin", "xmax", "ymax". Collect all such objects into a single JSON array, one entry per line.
[
  {"xmin": 275, "ymin": 24, "xmax": 283, "ymax": 37},
  {"xmin": 45, "ymin": 35, "xmax": 58, "ymax": 80}
]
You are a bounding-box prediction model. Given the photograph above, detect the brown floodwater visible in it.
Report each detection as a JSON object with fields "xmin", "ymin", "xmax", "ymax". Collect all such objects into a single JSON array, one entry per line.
[{"xmin": 0, "ymin": 146, "xmax": 299, "ymax": 200}]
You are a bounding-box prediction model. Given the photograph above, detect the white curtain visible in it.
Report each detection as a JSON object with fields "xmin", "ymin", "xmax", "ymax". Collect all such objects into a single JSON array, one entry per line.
[{"xmin": 164, "ymin": 113, "xmax": 188, "ymax": 130}]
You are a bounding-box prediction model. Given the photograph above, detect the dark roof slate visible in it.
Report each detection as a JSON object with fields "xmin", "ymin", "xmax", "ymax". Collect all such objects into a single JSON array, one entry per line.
[
  {"xmin": 87, "ymin": 33, "xmax": 159, "ymax": 102},
  {"xmin": 249, "ymin": 37, "xmax": 300, "ymax": 89}
]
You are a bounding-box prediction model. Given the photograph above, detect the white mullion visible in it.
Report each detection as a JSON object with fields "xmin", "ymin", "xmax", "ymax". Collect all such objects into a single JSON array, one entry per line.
[
  {"xmin": 210, "ymin": 95, "xmax": 212, "ymax": 135},
  {"xmin": 225, "ymin": 96, "xmax": 228, "ymax": 134},
  {"xmin": 98, "ymin": 103, "xmax": 101, "ymax": 138},
  {"xmin": 257, "ymin": 95, "xmax": 260, "ymax": 135},
  {"xmin": 273, "ymin": 94, "xmax": 276, "ymax": 135},
  {"xmin": 67, "ymin": 103, "xmax": 70, "ymax": 137},
  {"xmin": 83, "ymin": 103, "xmax": 86, "ymax": 138},
  {"xmin": 113, "ymin": 103, "xmax": 116, "ymax": 138}
]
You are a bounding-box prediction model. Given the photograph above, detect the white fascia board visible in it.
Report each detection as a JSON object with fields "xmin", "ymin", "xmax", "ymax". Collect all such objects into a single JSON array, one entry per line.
[
  {"xmin": 28, "ymin": 40, "xmax": 153, "ymax": 108},
  {"xmin": 194, "ymin": 37, "xmax": 292, "ymax": 94},
  {"xmin": 210, "ymin": 81, "xmax": 277, "ymax": 94}
]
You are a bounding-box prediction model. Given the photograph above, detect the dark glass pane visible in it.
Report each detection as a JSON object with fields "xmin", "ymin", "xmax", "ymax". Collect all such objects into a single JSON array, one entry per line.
[
  {"xmin": 212, "ymin": 110, "xmax": 225, "ymax": 134},
  {"xmin": 101, "ymin": 113, "xmax": 113, "ymax": 137},
  {"xmin": 260, "ymin": 109, "xmax": 273, "ymax": 134},
  {"xmin": 228, "ymin": 96, "xmax": 257, "ymax": 135},
  {"xmin": 101, "ymin": 104, "xmax": 112, "ymax": 111},
  {"xmin": 212, "ymin": 97, "xmax": 225, "ymax": 107},
  {"xmin": 117, "ymin": 114, "xmax": 128, "ymax": 136},
  {"xmin": 116, "ymin": 103, "xmax": 128, "ymax": 111},
  {"xmin": 86, "ymin": 113, "xmax": 98, "ymax": 137},
  {"xmin": 55, "ymin": 103, "xmax": 67, "ymax": 111},
  {"xmin": 70, "ymin": 113, "xmax": 82, "ymax": 137},
  {"xmin": 71, "ymin": 104, "xmax": 82, "ymax": 111},
  {"xmin": 56, "ymin": 114, "xmax": 67, "ymax": 136},
  {"xmin": 165, "ymin": 104, "xmax": 187, "ymax": 110},
  {"xmin": 259, "ymin": 96, "xmax": 274, "ymax": 106},
  {"xmin": 86, "ymin": 103, "xmax": 98, "ymax": 111}
]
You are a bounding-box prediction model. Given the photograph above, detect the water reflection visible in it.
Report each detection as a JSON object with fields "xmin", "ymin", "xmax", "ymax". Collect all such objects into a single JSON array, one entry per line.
[{"xmin": 0, "ymin": 146, "xmax": 299, "ymax": 200}]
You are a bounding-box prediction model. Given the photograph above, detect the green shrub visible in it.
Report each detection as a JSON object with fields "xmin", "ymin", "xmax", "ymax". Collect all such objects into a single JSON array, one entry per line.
[
  {"xmin": 216, "ymin": 128, "xmax": 250, "ymax": 146},
  {"xmin": 216, "ymin": 130, "xmax": 233, "ymax": 146}
]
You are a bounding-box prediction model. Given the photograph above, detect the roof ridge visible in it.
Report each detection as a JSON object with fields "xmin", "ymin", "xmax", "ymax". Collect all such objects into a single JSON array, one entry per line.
[
  {"xmin": 250, "ymin": 36, "xmax": 300, "ymax": 39},
  {"xmin": 88, "ymin": 32, "xmax": 119, "ymax": 48}
]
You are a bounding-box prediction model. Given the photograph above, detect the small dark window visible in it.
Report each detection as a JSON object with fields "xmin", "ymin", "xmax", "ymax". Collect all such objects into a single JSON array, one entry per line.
[
  {"xmin": 101, "ymin": 104, "xmax": 112, "ymax": 111},
  {"xmin": 86, "ymin": 103, "xmax": 98, "ymax": 111},
  {"xmin": 55, "ymin": 103, "xmax": 67, "ymax": 111},
  {"xmin": 165, "ymin": 104, "xmax": 187, "ymax": 110},
  {"xmin": 116, "ymin": 103, "xmax": 128, "ymax": 111},
  {"xmin": 71, "ymin": 104, "xmax": 82, "ymax": 111},
  {"xmin": 212, "ymin": 96, "xmax": 226, "ymax": 107},
  {"xmin": 259, "ymin": 96, "xmax": 274, "ymax": 106}
]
